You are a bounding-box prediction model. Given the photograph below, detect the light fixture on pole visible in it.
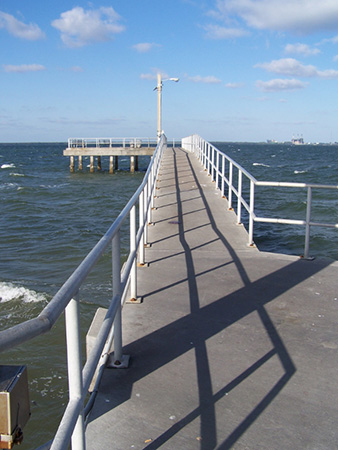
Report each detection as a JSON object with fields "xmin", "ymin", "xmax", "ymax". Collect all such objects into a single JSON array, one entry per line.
[{"xmin": 154, "ymin": 73, "xmax": 179, "ymax": 141}]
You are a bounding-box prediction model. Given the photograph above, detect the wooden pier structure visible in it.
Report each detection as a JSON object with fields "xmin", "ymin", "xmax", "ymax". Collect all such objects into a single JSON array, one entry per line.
[{"xmin": 63, "ymin": 137, "xmax": 156, "ymax": 173}]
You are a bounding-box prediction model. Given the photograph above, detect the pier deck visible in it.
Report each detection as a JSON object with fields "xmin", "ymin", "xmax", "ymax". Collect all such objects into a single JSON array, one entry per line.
[
  {"xmin": 63, "ymin": 139, "xmax": 156, "ymax": 172},
  {"xmin": 86, "ymin": 147, "xmax": 338, "ymax": 449}
]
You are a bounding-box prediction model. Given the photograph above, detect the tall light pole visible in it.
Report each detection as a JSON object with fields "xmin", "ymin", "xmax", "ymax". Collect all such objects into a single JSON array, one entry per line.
[{"xmin": 154, "ymin": 73, "xmax": 179, "ymax": 142}]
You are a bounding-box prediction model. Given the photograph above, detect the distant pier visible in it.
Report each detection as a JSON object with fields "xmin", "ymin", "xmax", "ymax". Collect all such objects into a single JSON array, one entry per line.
[{"xmin": 63, "ymin": 137, "xmax": 157, "ymax": 173}]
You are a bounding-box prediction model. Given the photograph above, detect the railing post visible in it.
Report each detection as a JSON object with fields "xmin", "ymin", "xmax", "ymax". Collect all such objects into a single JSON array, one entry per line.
[
  {"xmin": 221, "ymin": 154, "xmax": 225, "ymax": 197},
  {"xmin": 211, "ymin": 145, "xmax": 215, "ymax": 180},
  {"xmin": 249, "ymin": 180, "xmax": 255, "ymax": 246},
  {"xmin": 143, "ymin": 183, "xmax": 148, "ymax": 245},
  {"xmin": 228, "ymin": 162, "xmax": 233, "ymax": 209},
  {"xmin": 130, "ymin": 205, "xmax": 137, "ymax": 300},
  {"xmin": 112, "ymin": 231, "xmax": 122, "ymax": 363},
  {"xmin": 237, "ymin": 170, "xmax": 242, "ymax": 224},
  {"xmin": 151, "ymin": 164, "xmax": 155, "ymax": 210},
  {"xmin": 215, "ymin": 150, "xmax": 219, "ymax": 188},
  {"xmin": 204, "ymin": 140, "xmax": 207, "ymax": 169},
  {"xmin": 65, "ymin": 291, "xmax": 85, "ymax": 450},
  {"xmin": 304, "ymin": 186, "xmax": 312, "ymax": 259},
  {"xmin": 147, "ymin": 176, "xmax": 152, "ymax": 226},
  {"xmin": 139, "ymin": 191, "xmax": 145, "ymax": 265},
  {"xmin": 208, "ymin": 143, "xmax": 211, "ymax": 174}
]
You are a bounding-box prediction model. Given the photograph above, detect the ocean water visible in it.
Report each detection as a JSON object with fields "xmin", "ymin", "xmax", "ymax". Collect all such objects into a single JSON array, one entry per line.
[
  {"xmin": 0, "ymin": 142, "xmax": 337, "ymax": 448},
  {"xmin": 213, "ymin": 142, "xmax": 337, "ymax": 259}
]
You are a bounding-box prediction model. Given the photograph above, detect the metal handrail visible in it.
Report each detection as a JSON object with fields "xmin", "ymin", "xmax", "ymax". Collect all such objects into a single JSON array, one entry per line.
[
  {"xmin": 0, "ymin": 135, "xmax": 167, "ymax": 450},
  {"xmin": 67, "ymin": 137, "xmax": 158, "ymax": 148},
  {"xmin": 184, "ymin": 134, "xmax": 338, "ymax": 259}
]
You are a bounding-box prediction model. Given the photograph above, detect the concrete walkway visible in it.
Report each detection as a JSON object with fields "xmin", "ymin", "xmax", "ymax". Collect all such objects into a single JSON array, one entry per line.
[{"xmin": 86, "ymin": 147, "xmax": 338, "ymax": 450}]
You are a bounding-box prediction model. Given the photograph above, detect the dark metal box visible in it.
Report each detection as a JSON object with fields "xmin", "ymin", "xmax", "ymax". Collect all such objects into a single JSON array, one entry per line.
[{"xmin": 0, "ymin": 366, "xmax": 30, "ymax": 449}]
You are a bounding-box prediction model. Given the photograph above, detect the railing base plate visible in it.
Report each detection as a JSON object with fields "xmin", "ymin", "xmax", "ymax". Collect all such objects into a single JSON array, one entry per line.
[
  {"xmin": 106, "ymin": 354, "xmax": 130, "ymax": 369},
  {"xmin": 126, "ymin": 297, "xmax": 142, "ymax": 304}
]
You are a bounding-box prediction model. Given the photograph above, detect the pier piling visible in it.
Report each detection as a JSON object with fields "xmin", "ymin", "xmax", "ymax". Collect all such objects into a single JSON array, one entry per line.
[{"xmin": 63, "ymin": 139, "xmax": 155, "ymax": 173}]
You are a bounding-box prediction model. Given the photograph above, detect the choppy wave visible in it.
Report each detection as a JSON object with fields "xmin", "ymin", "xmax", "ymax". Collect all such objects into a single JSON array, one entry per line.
[
  {"xmin": 253, "ymin": 162, "xmax": 270, "ymax": 167},
  {"xmin": 0, "ymin": 182, "xmax": 20, "ymax": 190},
  {"xmin": 1, "ymin": 163, "xmax": 15, "ymax": 169},
  {"xmin": 10, "ymin": 172, "xmax": 24, "ymax": 177},
  {"xmin": 0, "ymin": 281, "xmax": 47, "ymax": 303}
]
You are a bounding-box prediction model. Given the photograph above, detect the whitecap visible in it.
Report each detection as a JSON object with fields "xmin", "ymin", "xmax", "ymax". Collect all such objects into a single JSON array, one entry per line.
[
  {"xmin": 10, "ymin": 172, "xmax": 24, "ymax": 177},
  {"xmin": 1, "ymin": 163, "xmax": 15, "ymax": 169},
  {"xmin": 0, "ymin": 182, "xmax": 19, "ymax": 190},
  {"xmin": 0, "ymin": 282, "xmax": 46, "ymax": 303},
  {"xmin": 294, "ymin": 170, "xmax": 307, "ymax": 174},
  {"xmin": 253, "ymin": 162, "xmax": 270, "ymax": 167}
]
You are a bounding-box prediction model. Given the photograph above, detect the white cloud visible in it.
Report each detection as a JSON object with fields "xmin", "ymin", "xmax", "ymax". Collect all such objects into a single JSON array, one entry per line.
[
  {"xmin": 132, "ymin": 43, "xmax": 161, "ymax": 53},
  {"xmin": 203, "ymin": 24, "xmax": 249, "ymax": 39},
  {"xmin": 212, "ymin": 0, "xmax": 338, "ymax": 34},
  {"xmin": 52, "ymin": 6, "xmax": 125, "ymax": 47},
  {"xmin": 0, "ymin": 11, "xmax": 45, "ymax": 40},
  {"xmin": 70, "ymin": 66, "xmax": 84, "ymax": 72},
  {"xmin": 255, "ymin": 58, "xmax": 338, "ymax": 78},
  {"xmin": 3, "ymin": 64, "xmax": 46, "ymax": 73},
  {"xmin": 285, "ymin": 43, "xmax": 320, "ymax": 56},
  {"xmin": 140, "ymin": 69, "xmax": 172, "ymax": 81},
  {"xmin": 323, "ymin": 35, "xmax": 338, "ymax": 44},
  {"xmin": 256, "ymin": 78, "xmax": 307, "ymax": 92},
  {"xmin": 226, "ymin": 82, "xmax": 245, "ymax": 88},
  {"xmin": 188, "ymin": 75, "xmax": 222, "ymax": 83},
  {"xmin": 140, "ymin": 73, "xmax": 157, "ymax": 81}
]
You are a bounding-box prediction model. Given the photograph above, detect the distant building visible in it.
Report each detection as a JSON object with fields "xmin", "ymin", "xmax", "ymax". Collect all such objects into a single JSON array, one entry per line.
[{"xmin": 292, "ymin": 135, "xmax": 304, "ymax": 145}]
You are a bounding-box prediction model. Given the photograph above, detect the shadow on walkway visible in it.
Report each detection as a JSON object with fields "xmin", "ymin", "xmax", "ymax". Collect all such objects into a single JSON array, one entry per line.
[{"xmin": 86, "ymin": 147, "xmax": 334, "ymax": 449}]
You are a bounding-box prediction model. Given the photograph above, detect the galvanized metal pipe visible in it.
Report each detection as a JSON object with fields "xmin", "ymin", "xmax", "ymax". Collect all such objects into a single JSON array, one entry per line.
[
  {"xmin": 130, "ymin": 205, "xmax": 137, "ymax": 300},
  {"xmin": 112, "ymin": 231, "xmax": 122, "ymax": 364},
  {"xmin": 221, "ymin": 154, "xmax": 225, "ymax": 197},
  {"xmin": 139, "ymin": 190, "xmax": 145, "ymax": 265},
  {"xmin": 215, "ymin": 151, "xmax": 220, "ymax": 188},
  {"xmin": 249, "ymin": 180, "xmax": 255, "ymax": 246},
  {"xmin": 64, "ymin": 292, "xmax": 85, "ymax": 450},
  {"xmin": 304, "ymin": 186, "xmax": 312, "ymax": 259},
  {"xmin": 237, "ymin": 170, "xmax": 242, "ymax": 224},
  {"xmin": 229, "ymin": 162, "xmax": 233, "ymax": 209}
]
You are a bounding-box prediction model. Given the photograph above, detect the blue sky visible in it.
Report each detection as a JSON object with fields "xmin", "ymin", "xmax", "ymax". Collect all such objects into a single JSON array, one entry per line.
[{"xmin": 1, "ymin": 1, "xmax": 338, "ymax": 142}]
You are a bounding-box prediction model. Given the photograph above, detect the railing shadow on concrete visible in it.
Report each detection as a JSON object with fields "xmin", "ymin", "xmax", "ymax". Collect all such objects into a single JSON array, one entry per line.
[
  {"xmin": 0, "ymin": 136, "xmax": 167, "ymax": 450},
  {"xmin": 85, "ymin": 146, "xmax": 334, "ymax": 450}
]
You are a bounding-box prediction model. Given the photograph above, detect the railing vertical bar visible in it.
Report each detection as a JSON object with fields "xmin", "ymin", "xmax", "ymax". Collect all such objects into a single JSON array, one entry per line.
[
  {"xmin": 249, "ymin": 180, "xmax": 255, "ymax": 246},
  {"xmin": 202, "ymin": 139, "xmax": 205, "ymax": 168},
  {"xmin": 221, "ymin": 154, "xmax": 225, "ymax": 197},
  {"xmin": 237, "ymin": 170, "xmax": 242, "ymax": 224},
  {"xmin": 112, "ymin": 230, "xmax": 122, "ymax": 363},
  {"xmin": 216, "ymin": 150, "xmax": 219, "ymax": 189},
  {"xmin": 151, "ymin": 164, "xmax": 155, "ymax": 210},
  {"xmin": 143, "ymin": 183, "xmax": 148, "ymax": 245},
  {"xmin": 139, "ymin": 191, "xmax": 145, "ymax": 265},
  {"xmin": 65, "ymin": 291, "xmax": 85, "ymax": 450},
  {"xmin": 229, "ymin": 162, "xmax": 233, "ymax": 209},
  {"xmin": 147, "ymin": 176, "xmax": 152, "ymax": 225},
  {"xmin": 207, "ymin": 142, "xmax": 211, "ymax": 174},
  {"xmin": 304, "ymin": 186, "xmax": 312, "ymax": 259},
  {"xmin": 211, "ymin": 146, "xmax": 215, "ymax": 180},
  {"xmin": 130, "ymin": 205, "xmax": 137, "ymax": 300}
]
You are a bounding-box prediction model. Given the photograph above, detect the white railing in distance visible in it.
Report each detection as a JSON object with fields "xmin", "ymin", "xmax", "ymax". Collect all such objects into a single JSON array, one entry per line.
[{"xmin": 182, "ymin": 134, "xmax": 338, "ymax": 260}]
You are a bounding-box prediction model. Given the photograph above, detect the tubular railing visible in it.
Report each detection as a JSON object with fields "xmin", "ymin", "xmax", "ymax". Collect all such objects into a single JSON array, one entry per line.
[
  {"xmin": 67, "ymin": 137, "xmax": 158, "ymax": 149},
  {"xmin": 0, "ymin": 135, "xmax": 167, "ymax": 450},
  {"xmin": 184, "ymin": 134, "xmax": 338, "ymax": 259}
]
